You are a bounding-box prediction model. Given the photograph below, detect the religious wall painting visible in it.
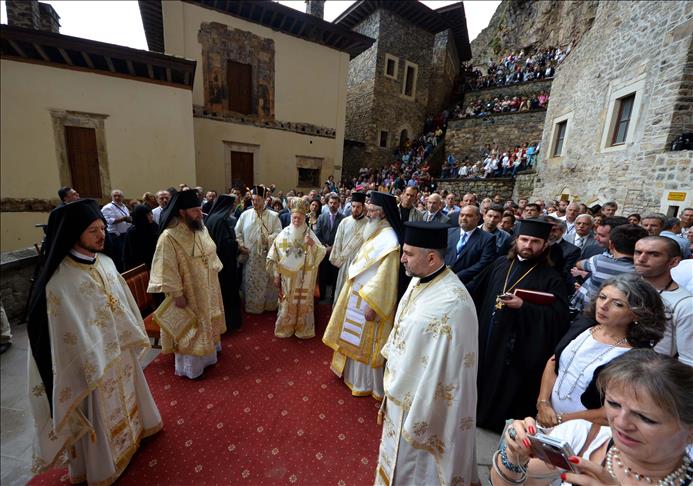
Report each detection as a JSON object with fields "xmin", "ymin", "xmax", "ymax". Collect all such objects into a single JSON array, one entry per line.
[{"xmin": 198, "ymin": 22, "xmax": 275, "ymax": 122}]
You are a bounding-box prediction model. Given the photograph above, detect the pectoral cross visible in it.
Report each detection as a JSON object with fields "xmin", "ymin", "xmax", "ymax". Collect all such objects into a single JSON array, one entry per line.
[
  {"xmin": 494, "ymin": 295, "xmax": 506, "ymax": 310},
  {"xmin": 105, "ymin": 293, "xmax": 120, "ymax": 312}
]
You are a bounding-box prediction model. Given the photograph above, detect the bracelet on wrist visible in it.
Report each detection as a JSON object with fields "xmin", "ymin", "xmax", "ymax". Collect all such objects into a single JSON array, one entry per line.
[
  {"xmin": 500, "ymin": 443, "xmax": 529, "ymax": 473},
  {"xmin": 536, "ymin": 399, "xmax": 551, "ymax": 409},
  {"xmin": 557, "ymin": 414, "xmax": 563, "ymax": 425},
  {"xmin": 493, "ymin": 450, "xmax": 527, "ymax": 484}
]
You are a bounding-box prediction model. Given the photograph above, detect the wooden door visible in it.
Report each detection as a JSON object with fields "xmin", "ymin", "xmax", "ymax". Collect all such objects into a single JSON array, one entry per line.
[
  {"xmin": 65, "ymin": 126, "xmax": 102, "ymax": 198},
  {"xmin": 227, "ymin": 60, "xmax": 252, "ymax": 115},
  {"xmin": 230, "ymin": 151, "xmax": 254, "ymax": 190}
]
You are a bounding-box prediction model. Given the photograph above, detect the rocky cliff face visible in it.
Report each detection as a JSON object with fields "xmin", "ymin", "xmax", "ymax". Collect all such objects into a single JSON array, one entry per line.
[{"xmin": 470, "ymin": 0, "xmax": 598, "ymax": 67}]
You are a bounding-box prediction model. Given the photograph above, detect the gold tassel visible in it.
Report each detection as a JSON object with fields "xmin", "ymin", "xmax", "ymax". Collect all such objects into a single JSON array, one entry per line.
[{"xmin": 377, "ymin": 397, "xmax": 386, "ymax": 425}]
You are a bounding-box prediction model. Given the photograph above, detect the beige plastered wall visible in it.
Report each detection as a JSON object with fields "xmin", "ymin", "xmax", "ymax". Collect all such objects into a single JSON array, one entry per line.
[
  {"xmin": 0, "ymin": 59, "xmax": 196, "ymax": 252},
  {"xmin": 162, "ymin": 1, "xmax": 348, "ymax": 191}
]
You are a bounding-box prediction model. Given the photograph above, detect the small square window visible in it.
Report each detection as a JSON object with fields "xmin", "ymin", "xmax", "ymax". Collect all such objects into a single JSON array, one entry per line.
[
  {"xmin": 611, "ymin": 94, "xmax": 635, "ymax": 146},
  {"xmin": 553, "ymin": 121, "xmax": 567, "ymax": 157},
  {"xmin": 403, "ymin": 64, "xmax": 416, "ymax": 98},
  {"xmin": 386, "ymin": 59, "xmax": 396, "ymax": 76},
  {"xmin": 298, "ymin": 168, "xmax": 320, "ymax": 187},
  {"xmin": 379, "ymin": 130, "xmax": 388, "ymax": 148}
]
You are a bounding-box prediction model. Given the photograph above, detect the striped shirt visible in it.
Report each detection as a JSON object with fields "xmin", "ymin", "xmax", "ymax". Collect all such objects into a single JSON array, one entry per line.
[{"xmin": 570, "ymin": 253, "xmax": 634, "ymax": 311}]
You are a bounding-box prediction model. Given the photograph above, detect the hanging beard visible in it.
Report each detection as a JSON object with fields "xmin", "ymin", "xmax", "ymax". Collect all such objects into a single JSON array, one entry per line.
[
  {"xmin": 288, "ymin": 222, "xmax": 307, "ymax": 242},
  {"xmin": 363, "ymin": 216, "xmax": 383, "ymax": 241},
  {"xmin": 182, "ymin": 214, "xmax": 203, "ymax": 231}
]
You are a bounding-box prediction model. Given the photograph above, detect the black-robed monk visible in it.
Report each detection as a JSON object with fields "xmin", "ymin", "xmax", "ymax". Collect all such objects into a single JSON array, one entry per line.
[
  {"xmin": 205, "ymin": 195, "xmax": 242, "ymax": 331},
  {"xmin": 123, "ymin": 204, "xmax": 158, "ymax": 270},
  {"xmin": 467, "ymin": 219, "xmax": 570, "ymax": 433}
]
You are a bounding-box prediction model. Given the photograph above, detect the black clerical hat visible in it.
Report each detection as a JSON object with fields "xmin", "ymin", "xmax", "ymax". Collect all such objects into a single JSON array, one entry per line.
[
  {"xmin": 177, "ymin": 189, "xmax": 202, "ymax": 209},
  {"xmin": 351, "ymin": 192, "xmax": 366, "ymax": 204},
  {"xmin": 404, "ymin": 222, "xmax": 448, "ymax": 249},
  {"xmin": 589, "ymin": 204, "xmax": 602, "ymax": 214},
  {"xmin": 368, "ymin": 191, "xmax": 395, "ymax": 208},
  {"xmin": 518, "ymin": 218, "xmax": 552, "ymax": 240}
]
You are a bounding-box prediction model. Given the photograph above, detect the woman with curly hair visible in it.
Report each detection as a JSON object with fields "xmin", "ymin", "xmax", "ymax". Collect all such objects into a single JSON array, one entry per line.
[{"xmin": 535, "ymin": 273, "xmax": 666, "ymax": 427}]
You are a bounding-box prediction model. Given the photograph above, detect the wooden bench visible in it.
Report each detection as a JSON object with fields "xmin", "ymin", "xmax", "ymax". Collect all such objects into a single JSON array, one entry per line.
[{"xmin": 121, "ymin": 264, "xmax": 161, "ymax": 348}]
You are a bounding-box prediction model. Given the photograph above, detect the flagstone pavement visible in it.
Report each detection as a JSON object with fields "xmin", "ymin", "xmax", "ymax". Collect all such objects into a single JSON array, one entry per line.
[{"xmin": 1, "ymin": 323, "xmax": 499, "ymax": 485}]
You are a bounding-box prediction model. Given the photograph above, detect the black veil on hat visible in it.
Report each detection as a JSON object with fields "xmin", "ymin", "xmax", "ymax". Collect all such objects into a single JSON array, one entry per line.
[
  {"xmin": 251, "ymin": 186, "xmax": 267, "ymax": 198},
  {"xmin": 206, "ymin": 194, "xmax": 236, "ymax": 243},
  {"xmin": 26, "ymin": 199, "xmax": 105, "ymax": 410},
  {"xmin": 157, "ymin": 188, "xmax": 201, "ymax": 233},
  {"xmin": 208, "ymin": 194, "xmax": 236, "ymax": 217},
  {"xmin": 369, "ymin": 191, "xmax": 404, "ymax": 244}
]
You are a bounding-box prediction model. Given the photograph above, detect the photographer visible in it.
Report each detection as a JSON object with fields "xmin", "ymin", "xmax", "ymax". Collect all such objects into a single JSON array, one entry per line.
[{"xmin": 491, "ymin": 350, "xmax": 692, "ymax": 485}]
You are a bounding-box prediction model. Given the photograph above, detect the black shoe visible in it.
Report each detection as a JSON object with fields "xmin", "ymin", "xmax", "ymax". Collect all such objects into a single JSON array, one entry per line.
[{"xmin": 0, "ymin": 343, "xmax": 11, "ymax": 355}]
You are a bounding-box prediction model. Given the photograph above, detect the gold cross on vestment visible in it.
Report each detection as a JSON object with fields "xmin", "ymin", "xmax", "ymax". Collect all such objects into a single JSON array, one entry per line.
[
  {"xmin": 360, "ymin": 244, "xmax": 376, "ymax": 264},
  {"xmin": 105, "ymin": 293, "xmax": 120, "ymax": 312}
]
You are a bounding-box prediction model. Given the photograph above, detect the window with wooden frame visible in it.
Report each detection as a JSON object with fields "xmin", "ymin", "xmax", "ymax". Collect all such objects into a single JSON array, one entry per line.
[
  {"xmin": 610, "ymin": 94, "xmax": 635, "ymax": 146},
  {"xmin": 384, "ymin": 53, "xmax": 398, "ymax": 79},
  {"xmin": 379, "ymin": 130, "xmax": 389, "ymax": 148},
  {"xmin": 402, "ymin": 61, "xmax": 418, "ymax": 99},
  {"xmin": 553, "ymin": 120, "xmax": 567, "ymax": 157},
  {"xmin": 227, "ymin": 60, "xmax": 253, "ymax": 115},
  {"xmin": 65, "ymin": 126, "xmax": 102, "ymax": 198}
]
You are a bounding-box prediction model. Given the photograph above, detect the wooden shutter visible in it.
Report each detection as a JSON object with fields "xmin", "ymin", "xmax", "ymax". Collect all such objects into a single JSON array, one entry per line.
[
  {"xmin": 65, "ymin": 126, "xmax": 102, "ymax": 198},
  {"xmin": 227, "ymin": 61, "xmax": 253, "ymax": 115},
  {"xmin": 231, "ymin": 151, "xmax": 254, "ymax": 189}
]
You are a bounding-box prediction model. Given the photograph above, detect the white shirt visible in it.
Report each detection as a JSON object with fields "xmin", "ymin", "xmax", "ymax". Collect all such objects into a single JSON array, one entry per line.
[
  {"xmin": 152, "ymin": 206, "xmax": 164, "ymax": 224},
  {"xmin": 655, "ymin": 285, "xmax": 693, "ymax": 366},
  {"xmin": 101, "ymin": 202, "xmax": 131, "ymax": 235}
]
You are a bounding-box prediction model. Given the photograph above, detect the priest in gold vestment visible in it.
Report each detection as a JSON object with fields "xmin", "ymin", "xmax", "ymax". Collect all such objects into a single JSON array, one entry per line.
[
  {"xmin": 148, "ymin": 190, "xmax": 226, "ymax": 379},
  {"xmin": 235, "ymin": 186, "xmax": 283, "ymax": 314},
  {"xmin": 323, "ymin": 192, "xmax": 401, "ymax": 398},
  {"xmin": 27, "ymin": 200, "xmax": 162, "ymax": 485},
  {"xmin": 267, "ymin": 198, "xmax": 326, "ymax": 338},
  {"xmin": 376, "ymin": 222, "xmax": 478, "ymax": 486},
  {"xmin": 329, "ymin": 191, "xmax": 367, "ymax": 304}
]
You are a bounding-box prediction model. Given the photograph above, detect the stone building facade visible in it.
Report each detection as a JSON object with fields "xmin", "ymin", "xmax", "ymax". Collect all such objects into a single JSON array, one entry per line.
[
  {"xmin": 532, "ymin": 0, "xmax": 693, "ymax": 214},
  {"xmin": 336, "ymin": 2, "xmax": 470, "ymax": 176}
]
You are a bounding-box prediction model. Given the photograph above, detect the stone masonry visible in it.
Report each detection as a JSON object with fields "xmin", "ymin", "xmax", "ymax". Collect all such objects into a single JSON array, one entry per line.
[
  {"xmin": 532, "ymin": 1, "xmax": 693, "ymax": 213},
  {"xmin": 446, "ymin": 110, "xmax": 546, "ymax": 163},
  {"xmin": 0, "ymin": 249, "xmax": 38, "ymax": 325},
  {"xmin": 437, "ymin": 177, "xmax": 516, "ymax": 201}
]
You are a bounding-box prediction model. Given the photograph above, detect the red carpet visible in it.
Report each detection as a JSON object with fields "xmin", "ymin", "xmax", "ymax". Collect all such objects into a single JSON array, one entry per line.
[{"xmin": 28, "ymin": 305, "xmax": 382, "ymax": 485}]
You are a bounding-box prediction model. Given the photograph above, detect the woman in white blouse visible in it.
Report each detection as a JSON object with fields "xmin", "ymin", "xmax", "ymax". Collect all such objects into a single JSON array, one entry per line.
[
  {"xmin": 492, "ymin": 350, "xmax": 692, "ymax": 485},
  {"xmin": 536, "ymin": 274, "xmax": 666, "ymax": 427}
]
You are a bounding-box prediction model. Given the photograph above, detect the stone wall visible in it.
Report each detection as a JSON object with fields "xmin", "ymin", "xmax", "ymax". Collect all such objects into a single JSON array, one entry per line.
[
  {"xmin": 532, "ymin": 1, "xmax": 693, "ymax": 213},
  {"xmin": 5, "ymin": 0, "xmax": 40, "ymax": 30},
  {"xmin": 436, "ymin": 177, "xmax": 516, "ymax": 201},
  {"xmin": 461, "ymin": 78, "xmax": 553, "ymax": 106},
  {"xmin": 428, "ymin": 29, "xmax": 460, "ymax": 115},
  {"xmin": 0, "ymin": 248, "xmax": 38, "ymax": 325},
  {"xmin": 513, "ymin": 171, "xmax": 538, "ymax": 201},
  {"xmin": 446, "ymin": 110, "xmax": 546, "ymax": 162}
]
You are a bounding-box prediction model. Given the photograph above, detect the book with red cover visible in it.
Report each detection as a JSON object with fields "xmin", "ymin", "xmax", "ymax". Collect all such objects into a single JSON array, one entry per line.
[{"xmin": 513, "ymin": 288, "xmax": 556, "ymax": 305}]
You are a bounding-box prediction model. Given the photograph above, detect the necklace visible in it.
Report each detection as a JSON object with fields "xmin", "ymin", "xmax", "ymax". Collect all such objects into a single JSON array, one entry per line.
[
  {"xmin": 494, "ymin": 259, "xmax": 539, "ymax": 310},
  {"xmin": 658, "ymin": 278, "xmax": 674, "ymax": 294},
  {"xmin": 554, "ymin": 326, "xmax": 627, "ymax": 400},
  {"xmin": 606, "ymin": 446, "xmax": 693, "ymax": 485},
  {"xmin": 191, "ymin": 232, "xmax": 209, "ymax": 265}
]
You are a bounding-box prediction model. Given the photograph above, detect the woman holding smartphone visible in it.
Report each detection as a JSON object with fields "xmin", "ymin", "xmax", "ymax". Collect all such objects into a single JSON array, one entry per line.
[
  {"xmin": 491, "ymin": 349, "xmax": 692, "ymax": 485},
  {"xmin": 536, "ymin": 274, "xmax": 666, "ymax": 427}
]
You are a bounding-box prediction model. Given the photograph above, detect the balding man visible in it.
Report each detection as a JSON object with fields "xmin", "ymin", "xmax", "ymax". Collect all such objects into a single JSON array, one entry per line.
[
  {"xmin": 152, "ymin": 190, "xmax": 170, "ymax": 225},
  {"xmin": 422, "ymin": 193, "xmax": 450, "ymax": 224},
  {"xmin": 562, "ymin": 202, "xmax": 581, "ymax": 235},
  {"xmin": 461, "ymin": 192, "xmax": 477, "ymax": 207},
  {"xmin": 563, "ymin": 214, "xmax": 595, "ymax": 257},
  {"xmin": 101, "ymin": 189, "xmax": 132, "ymax": 271},
  {"xmin": 445, "ymin": 205, "xmax": 496, "ymax": 283}
]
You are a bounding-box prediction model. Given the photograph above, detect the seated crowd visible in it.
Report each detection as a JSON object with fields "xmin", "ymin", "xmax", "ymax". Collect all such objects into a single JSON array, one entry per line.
[
  {"xmin": 462, "ymin": 45, "xmax": 570, "ymax": 91},
  {"xmin": 452, "ymin": 90, "xmax": 550, "ymax": 119}
]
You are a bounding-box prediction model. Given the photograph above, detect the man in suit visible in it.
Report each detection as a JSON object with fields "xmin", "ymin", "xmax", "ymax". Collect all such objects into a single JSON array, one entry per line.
[
  {"xmin": 398, "ymin": 186, "xmax": 424, "ymax": 223},
  {"xmin": 543, "ymin": 216, "xmax": 581, "ymax": 291},
  {"xmin": 563, "ymin": 214, "xmax": 595, "ymax": 257},
  {"xmin": 422, "ymin": 193, "xmax": 450, "ymax": 224},
  {"xmin": 480, "ymin": 204, "xmax": 512, "ymax": 256},
  {"xmin": 445, "ymin": 205, "xmax": 497, "ymax": 284},
  {"xmin": 315, "ymin": 193, "xmax": 345, "ymax": 301}
]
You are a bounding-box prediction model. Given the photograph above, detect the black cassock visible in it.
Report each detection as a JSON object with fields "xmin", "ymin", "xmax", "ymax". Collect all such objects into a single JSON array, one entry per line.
[
  {"xmin": 205, "ymin": 206, "xmax": 242, "ymax": 331},
  {"xmin": 468, "ymin": 255, "xmax": 570, "ymax": 433}
]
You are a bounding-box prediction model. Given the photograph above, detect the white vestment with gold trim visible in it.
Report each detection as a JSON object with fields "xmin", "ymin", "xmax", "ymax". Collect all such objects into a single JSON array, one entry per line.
[
  {"xmin": 322, "ymin": 220, "xmax": 400, "ymax": 398},
  {"xmin": 235, "ymin": 208, "xmax": 282, "ymax": 314},
  {"xmin": 267, "ymin": 223, "xmax": 326, "ymax": 338},
  {"xmin": 28, "ymin": 254, "xmax": 162, "ymax": 485},
  {"xmin": 376, "ymin": 268, "xmax": 478, "ymax": 486},
  {"xmin": 329, "ymin": 215, "xmax": 367, "ymax": 305}
]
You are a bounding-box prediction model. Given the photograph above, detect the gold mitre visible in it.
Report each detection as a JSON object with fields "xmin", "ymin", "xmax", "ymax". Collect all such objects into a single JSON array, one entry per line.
[{"xmin": 289, "ymin": 197, "xmax": 309, "ymax": 214}]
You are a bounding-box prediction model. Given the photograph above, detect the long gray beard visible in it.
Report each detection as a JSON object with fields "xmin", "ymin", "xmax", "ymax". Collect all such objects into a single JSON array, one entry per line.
[
  {"xmin": 363, "ymin": 217, "xmax": 385, "ymax": 240},
  {"xmin": 288, "ymin": 223, "xmax": 307, "ymax": 243}
]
